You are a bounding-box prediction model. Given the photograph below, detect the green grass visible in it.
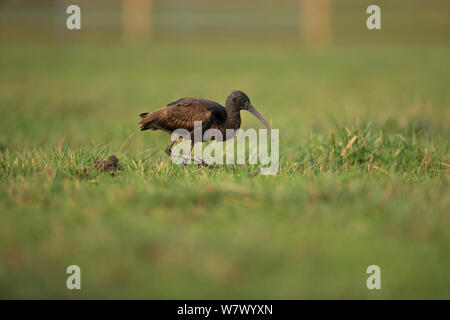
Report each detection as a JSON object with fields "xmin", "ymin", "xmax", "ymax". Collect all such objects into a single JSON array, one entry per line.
[{"xmin": 0, "ymin": 36, "xmax": 449, "ymax": 298}]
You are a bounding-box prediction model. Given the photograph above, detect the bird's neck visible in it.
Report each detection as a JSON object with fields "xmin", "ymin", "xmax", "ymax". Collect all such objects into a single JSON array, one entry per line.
[{"xmin": 224, "ymin": 102, "xmax": 241, "ymax": 130}]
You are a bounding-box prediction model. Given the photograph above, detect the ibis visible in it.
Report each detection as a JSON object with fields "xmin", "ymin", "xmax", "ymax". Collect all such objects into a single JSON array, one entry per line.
[{"xmin": 139, "ymin": 90, "xmax": 271, "ymax": 166}]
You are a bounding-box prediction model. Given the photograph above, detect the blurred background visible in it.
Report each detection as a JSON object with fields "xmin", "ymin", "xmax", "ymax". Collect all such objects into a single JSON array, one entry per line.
[
  {"xmin": 1, "ymin": 0, "xmax": 449, "ymax": 299},
  {"xmin": 1, "ymin": 0, "xmax": 449, "ymax": 150},
  {"xmin": 1, "ymin": 0, "xmax": 449, "ymax": 44}
]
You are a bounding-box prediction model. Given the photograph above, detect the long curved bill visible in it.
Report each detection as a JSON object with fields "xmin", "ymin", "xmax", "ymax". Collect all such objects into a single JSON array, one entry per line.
[{"xmin": 248, "ymin": 105, "xmax": 272, "ymax": 139}]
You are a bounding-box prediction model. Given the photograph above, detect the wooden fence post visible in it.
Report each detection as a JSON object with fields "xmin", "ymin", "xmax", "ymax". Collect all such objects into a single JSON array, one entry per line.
[
  {"xmin": 299, "ymin": 0, "xmax": 332, "ymax": 47},
  {"xmin": 122, "ymin": 0, "xmax": 152, "ymax": 42}
]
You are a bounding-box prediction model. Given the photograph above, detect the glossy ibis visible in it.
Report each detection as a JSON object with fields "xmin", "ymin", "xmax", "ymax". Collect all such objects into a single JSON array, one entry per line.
[{"xmin": 139, "ymin": 90, "xmax": 271, "ymax": 166}]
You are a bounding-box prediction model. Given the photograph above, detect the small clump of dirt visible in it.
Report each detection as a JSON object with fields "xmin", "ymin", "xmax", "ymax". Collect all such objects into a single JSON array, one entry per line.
[{"xmin": 94, "ymin": 155, "xmax": 122, "ymax": 173}]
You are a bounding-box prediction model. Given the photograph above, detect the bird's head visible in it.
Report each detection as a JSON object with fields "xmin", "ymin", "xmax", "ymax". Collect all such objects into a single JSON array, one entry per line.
[
  {"xmin": 227, "ymin": 90, "xmax": 272, "ymax": 138},
  {"xmin": 228, "ymin": 90, "xmax": 251, "ymax": 110}
]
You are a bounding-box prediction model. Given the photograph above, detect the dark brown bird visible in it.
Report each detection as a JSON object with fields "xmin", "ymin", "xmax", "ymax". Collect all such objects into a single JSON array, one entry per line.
[{"xmin": 139, "ymin": 90, "xmax": 271, "ymax": 166}]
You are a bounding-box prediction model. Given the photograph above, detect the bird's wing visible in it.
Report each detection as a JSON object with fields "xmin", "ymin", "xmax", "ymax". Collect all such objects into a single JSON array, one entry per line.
[{"xmin": 140, "ymin": 98, "xmax": 227, "ymax": 132}]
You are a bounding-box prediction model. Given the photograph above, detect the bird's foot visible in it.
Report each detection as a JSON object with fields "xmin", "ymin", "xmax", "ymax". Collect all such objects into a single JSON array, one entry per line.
[
  {"xmin": 195, "ymin": 159, "xmax": 214, "ymax": 169},
  {"xmin": 171, "ymin": 153, "xmax": 214, "ymax": 169},
  {"xmin": 204, "ymin": 162, "xmax": 215, "ymax": 170}
]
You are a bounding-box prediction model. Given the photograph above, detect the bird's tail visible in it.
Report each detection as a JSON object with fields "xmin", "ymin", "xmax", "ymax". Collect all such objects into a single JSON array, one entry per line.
[{"xmin": 139, "ymin": 110, "xmax": 162, "ymax": 131}]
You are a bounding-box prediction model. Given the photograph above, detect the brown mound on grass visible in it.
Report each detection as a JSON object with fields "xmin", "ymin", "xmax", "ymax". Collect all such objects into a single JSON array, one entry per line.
[{"xmin": 94, "ymin": 155, "xmax": 122, "ymax": 172}]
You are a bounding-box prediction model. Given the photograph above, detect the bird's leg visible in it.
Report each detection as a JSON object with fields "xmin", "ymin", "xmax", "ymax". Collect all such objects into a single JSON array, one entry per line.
[
  {"xmin": 189, "ymin": 141, "xmax": 213, "ymax": 168},
  {"xmin": 165, "ymin": 139, "xmax": 209, "ymax": 167},
  {"xmin": 181, "ymin": 142, "xmax": 195, "ymax": 167},
  {"xmin": 165, "ymin": 140, "xmax": 177, "ymax": 156},
  {"xmin": 187, "ymin": 141, "xmax": 195, "ymax": 167}
]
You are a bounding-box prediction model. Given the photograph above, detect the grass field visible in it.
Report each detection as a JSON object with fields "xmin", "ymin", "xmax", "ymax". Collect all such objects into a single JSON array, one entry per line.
[{"xmin": 1, "ymin": 1, "xmax": 450, "ymax": 299}]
